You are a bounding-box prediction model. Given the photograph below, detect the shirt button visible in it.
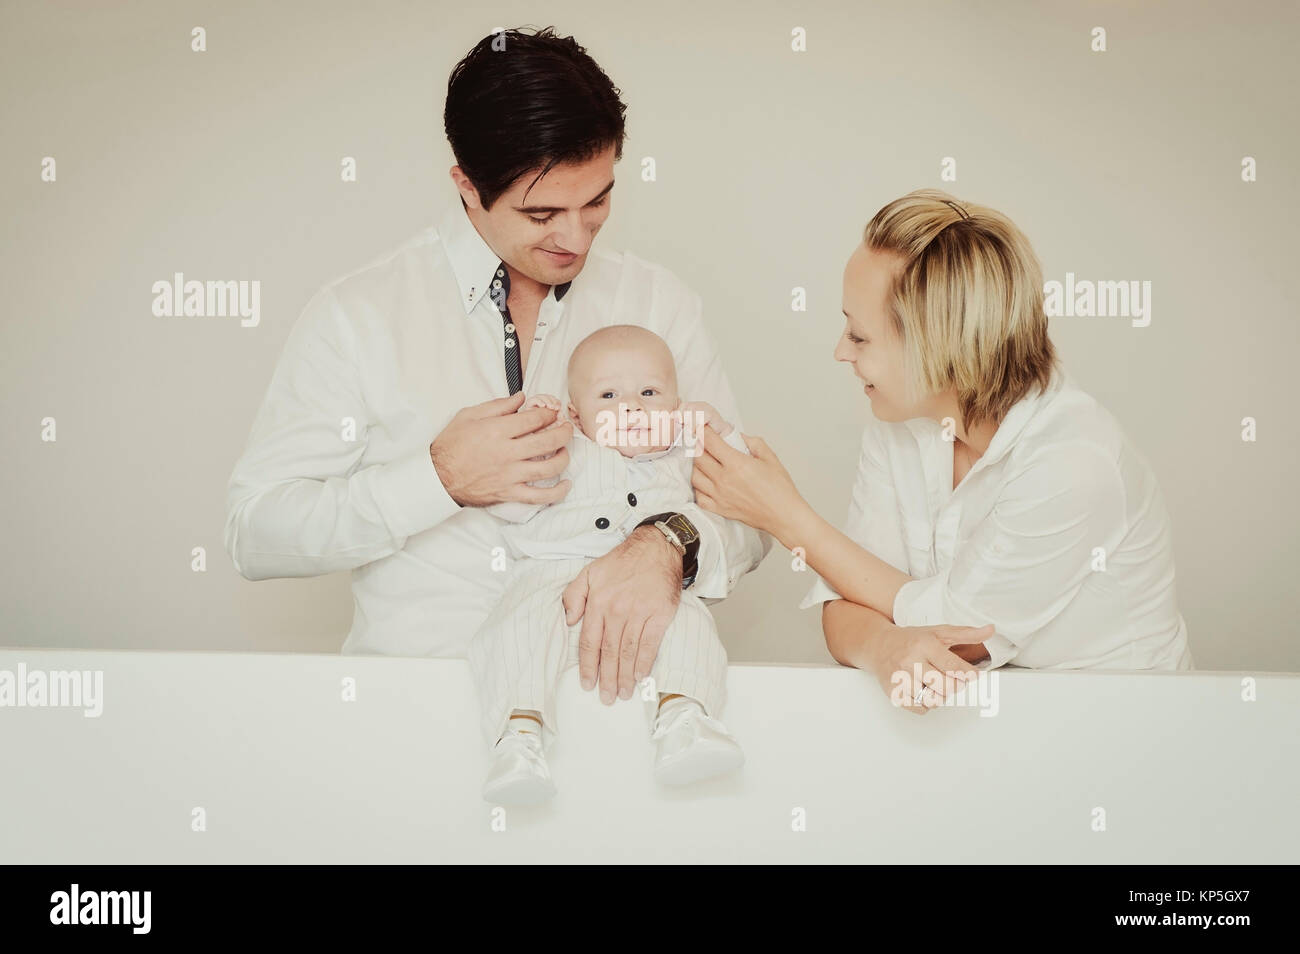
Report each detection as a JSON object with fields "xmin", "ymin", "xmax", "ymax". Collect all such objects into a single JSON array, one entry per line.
[
  {"xmin": 595, "ymin": 517, "xmax": 609, "ymax": 529},
  {"xmin": 505, "ymin": 322, "xmax": 515, "ymax": 333},
  {"xmin": 627, "ymin": 492, "xmax": 637, "ymax": 506},
  {"xmin": 496, "ymin": 269, "xmax": 504, "ymax": 278},
  {"xmin": 492, "ymin": 279, "xmax": 503, "ymax": 289},
  {"xmin": 505, "ymin": 338, "xmax": 515, "ymax": 348}
]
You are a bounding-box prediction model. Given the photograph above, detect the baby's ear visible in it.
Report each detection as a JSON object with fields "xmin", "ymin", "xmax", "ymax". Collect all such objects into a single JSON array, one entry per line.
[{"xmin": 566, "ymin": 401, "xmax": 579, "ymax": 423}]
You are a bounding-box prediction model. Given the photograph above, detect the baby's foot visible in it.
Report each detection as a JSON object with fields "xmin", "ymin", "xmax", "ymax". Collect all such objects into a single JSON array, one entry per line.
[
  {"xmin": 483, "ymin": 723, "xmax": 557, "ymax": 806},
  {"xmin": 650, "ymin": 697, "xmax": 744, "ymax": 785}
]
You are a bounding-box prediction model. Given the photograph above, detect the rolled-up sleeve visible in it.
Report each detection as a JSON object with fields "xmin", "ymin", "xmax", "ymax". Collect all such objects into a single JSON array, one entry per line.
[
  {"xmin": 224, "ymin": 285, "xmax": 461, "ymax": 580},
  {"xmin": 660, "ymin": 275, "xmax": 772, "ymax": 600},
  {"xmin": 797, "ymin": 413, "xmax": 908, "ymax": 610},
  {"xmin": 891, "ymin": 442, "xmax": 1127, "ymax": 668}
]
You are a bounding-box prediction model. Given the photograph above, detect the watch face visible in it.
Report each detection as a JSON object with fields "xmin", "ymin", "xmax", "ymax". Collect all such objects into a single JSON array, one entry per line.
[{"xmin": 665, "ymin": 513, "xmax": 699, "ymax": 545}]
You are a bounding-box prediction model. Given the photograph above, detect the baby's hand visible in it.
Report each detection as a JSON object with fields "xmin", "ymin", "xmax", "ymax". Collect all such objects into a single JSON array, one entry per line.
[
  {"xmin": 520, "ymin": 393, "xmax": 568, "ymax": 432},
  {"xmin": 677, "ymin": 400, "xmax": 733, "ymax": 437},
  {"xmin": 517, "ymin": 393, "xmax": 569, "ymax": 463},
  {"xmin": 521, "ymin": 393, "xmax": 564, "ymax": 415}
]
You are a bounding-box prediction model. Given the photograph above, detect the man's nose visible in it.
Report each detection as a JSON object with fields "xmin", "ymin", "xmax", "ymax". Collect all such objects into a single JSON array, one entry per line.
[{"xmin": 554, "ymin": 214, "xmax": 592, "ymax": 255}]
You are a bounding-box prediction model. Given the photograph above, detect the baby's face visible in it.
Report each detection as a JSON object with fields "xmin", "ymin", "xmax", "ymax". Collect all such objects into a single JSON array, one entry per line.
[{"xmin": 568, "ymin": 341, "xmax": 681, "ymax": 457}]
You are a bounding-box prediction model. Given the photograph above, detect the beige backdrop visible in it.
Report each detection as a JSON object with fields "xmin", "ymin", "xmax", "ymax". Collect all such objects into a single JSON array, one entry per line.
[{"xmin": 2, "ymin": 0, "xmax": 1296, "ymax": 671}]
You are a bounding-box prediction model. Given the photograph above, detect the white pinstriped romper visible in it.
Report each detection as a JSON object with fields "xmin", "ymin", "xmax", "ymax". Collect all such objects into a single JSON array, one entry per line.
[{"xmin": 468, "ymin": 428, "xmax": 735, "ymax": 747}]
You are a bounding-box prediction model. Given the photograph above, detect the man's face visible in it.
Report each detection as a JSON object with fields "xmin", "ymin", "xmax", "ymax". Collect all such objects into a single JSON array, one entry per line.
[{"xmin": 453, "ymin": 144, "xmax": 617, "ymax": 286}]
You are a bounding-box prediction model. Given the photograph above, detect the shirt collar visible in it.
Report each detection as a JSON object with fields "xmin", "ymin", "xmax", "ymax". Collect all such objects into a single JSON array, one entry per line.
[
  {"xmin": 571, "ymin": 420, "xmax": 679, "ymax": 462},
  {"xmin": 905, "ymin": 363, "xmax": 1066, "ymax": 469},
  {"xmin": 438, "ymin": 198, "xmax": 573, "ymax": 315}
]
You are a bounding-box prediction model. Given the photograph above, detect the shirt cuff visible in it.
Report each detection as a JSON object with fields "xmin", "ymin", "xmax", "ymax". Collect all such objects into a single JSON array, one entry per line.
[
  {"xmin": 374, "ymin": 446, "xmax": 462, "ymax": 539},
  {"xmin": 978, "ymin": 634, "xmax": 1019, "ymax": 670},
  {"xmin": 797, "ymin": 573, "xmax": 842, "ymax": 610},
  {"xmin": 894, "ymin": 576, "xmax": 1019, "ymax": 670},
  {"xmin": 892, "ymin": 576, "xmax": 945, "ymax": 627}
]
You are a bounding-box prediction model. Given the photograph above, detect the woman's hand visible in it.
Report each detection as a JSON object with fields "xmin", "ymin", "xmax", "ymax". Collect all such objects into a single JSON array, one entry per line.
[
  {"xmin": 691, "ymin": 425, "xmax": 806, "ymax": 539},
  {"xmin": 861, "ymin": 622, "xmax": 994, "ymax": 715}
]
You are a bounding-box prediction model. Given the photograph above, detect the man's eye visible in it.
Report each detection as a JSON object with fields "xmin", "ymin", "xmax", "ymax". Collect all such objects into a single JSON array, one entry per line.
[{"xmin": 531, "ymin": 195, "xmax": 608, "ymax": 225}]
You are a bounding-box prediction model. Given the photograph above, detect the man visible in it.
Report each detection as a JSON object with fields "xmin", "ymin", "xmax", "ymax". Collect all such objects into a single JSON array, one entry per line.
[{"xmin": 224, "ymin": 26, "xmax": 769, "ymax": 707}]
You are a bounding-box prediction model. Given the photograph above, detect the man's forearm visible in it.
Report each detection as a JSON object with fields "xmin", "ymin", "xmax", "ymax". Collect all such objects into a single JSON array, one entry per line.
[
  {"xmin": 822, "ymin": 598, "xmax": 894, "ymax": 669},
  {"xmin": 224, "ymin": 446, "xmax": 461, "ymax": 580}
]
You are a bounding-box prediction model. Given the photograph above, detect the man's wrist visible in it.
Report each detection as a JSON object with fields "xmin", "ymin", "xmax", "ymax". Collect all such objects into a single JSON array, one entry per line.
[
  {"xmin": 631, "ymin": 525, "xmax": 684, "ymax": 578},
  {"xmin": 633, "ymin": 512, "xmax": 698, "ymax": 587}
]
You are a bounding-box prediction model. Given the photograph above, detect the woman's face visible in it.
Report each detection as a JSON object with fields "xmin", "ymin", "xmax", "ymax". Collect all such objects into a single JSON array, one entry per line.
[{"xmin": 835, "ymin": 243, "xmax": 921, "ymax": 423}]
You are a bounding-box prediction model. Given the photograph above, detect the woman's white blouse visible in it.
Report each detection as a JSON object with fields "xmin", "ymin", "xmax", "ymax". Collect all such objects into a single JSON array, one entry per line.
[{"xmin": 799, "ymin": 367, "xmax": 1193, "ymax": 671}]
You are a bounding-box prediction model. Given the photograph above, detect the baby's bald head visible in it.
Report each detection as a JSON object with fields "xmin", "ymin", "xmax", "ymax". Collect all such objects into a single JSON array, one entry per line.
[{"xmin": 566, "ymin": 325, "xmax": 681, "ymax": 456}]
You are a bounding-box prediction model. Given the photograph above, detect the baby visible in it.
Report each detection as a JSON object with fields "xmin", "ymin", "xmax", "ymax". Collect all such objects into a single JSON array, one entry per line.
[{"xmin": 468, "ymin": 324, "xmax": 750, "ymax": 805}]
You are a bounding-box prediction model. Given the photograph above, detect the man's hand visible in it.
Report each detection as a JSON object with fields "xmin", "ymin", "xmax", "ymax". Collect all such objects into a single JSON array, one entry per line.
[
  {"xmin": 429, "ymin": 391, "xmax": 573, "ymax": 507},
  {"xmin": 563, "ymin": 526, "xmax": 683, "ymax": 704}
]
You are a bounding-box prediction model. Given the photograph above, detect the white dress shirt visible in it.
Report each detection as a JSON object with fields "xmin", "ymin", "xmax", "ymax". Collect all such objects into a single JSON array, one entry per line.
[
  {"xmin": 799, "ymin": 366, "xmax": 1193, "ymax": 671},
  {"xmin": 224, "ymin": 198, "xmax": 770, "ymax": 657}
]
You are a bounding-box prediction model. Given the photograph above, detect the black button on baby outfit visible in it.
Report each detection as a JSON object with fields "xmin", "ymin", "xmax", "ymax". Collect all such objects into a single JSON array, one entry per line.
[
  {"xmin": 627, "ymin": 493, "xmax": 637, "ymax": 506},
  {"xmin": 595, "ymin": 517, "xmax": 610, "ymax": 529}
]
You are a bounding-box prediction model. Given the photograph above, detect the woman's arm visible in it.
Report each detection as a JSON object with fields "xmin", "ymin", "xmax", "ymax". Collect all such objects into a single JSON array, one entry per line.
[
  {"xmin": 821, "ymin": 597, "xmax": 992, "ymax": 712},
  {"xmin": 823, "ymin": 598, "xmax": 993, "ymax": 669},
  {"xmin": 822, "ymin": 598, "xmax": 894, "ymax": 667},
  {"xmin": 693, "ymin": 425, "xmax": 913, "ymax": 618},
  {"xmin": 776, "ymin": 501, "xmax": 914, "ymax": 621}
]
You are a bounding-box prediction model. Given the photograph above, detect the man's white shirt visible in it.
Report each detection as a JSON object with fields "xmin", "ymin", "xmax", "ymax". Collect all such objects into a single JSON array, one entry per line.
[
  {"xmin": 799, "ymin": 366, "xmax": 1194, "ymax": 672},
  {"xmin": 224, "ymin": 198, "xmax": 770, "ymax": 657}
]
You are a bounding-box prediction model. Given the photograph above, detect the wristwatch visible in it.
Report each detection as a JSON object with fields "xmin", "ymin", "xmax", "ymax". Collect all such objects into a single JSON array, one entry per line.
[{"xmin": 635, "ymin": 511, "xmax": 700, "ymax": 589}]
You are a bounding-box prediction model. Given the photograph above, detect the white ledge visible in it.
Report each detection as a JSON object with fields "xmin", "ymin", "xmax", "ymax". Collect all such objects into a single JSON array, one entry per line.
[{"xmin": 1, "ymin": 649, "xmax": 1297, "ymax": 863}]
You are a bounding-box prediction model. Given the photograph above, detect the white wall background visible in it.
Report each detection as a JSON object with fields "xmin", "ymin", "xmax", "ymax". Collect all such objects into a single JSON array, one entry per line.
[{"xmin": 2, "ymin": 0, "xmax": 1296, "ymax": 671}]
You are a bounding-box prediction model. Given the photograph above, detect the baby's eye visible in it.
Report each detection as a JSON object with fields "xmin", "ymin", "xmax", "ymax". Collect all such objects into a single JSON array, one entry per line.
[
  {"xmin": 600, "ymin": 391, "xmax": 615, "ymax": 400},
  {"xmin": 641, "ymin": 388, "xmax": 657, "ymax": 397}
]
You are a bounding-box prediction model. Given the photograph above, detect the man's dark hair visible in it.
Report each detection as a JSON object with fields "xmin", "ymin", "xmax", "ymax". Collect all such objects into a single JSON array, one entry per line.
[{"xmin": 444, "ymin": 26, "xmax": 628, "ymax": 210}]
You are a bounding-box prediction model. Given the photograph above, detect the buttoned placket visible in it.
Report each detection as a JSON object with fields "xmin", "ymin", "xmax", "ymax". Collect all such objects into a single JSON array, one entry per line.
[
  {"xmin": 524, "ymin": 289, "xmax": 566, "ymax": 395},
  {"xmin": 485, "ymin": 265, "xmax": 522, "ymax": 394},
  {"xmin": 473, "ymin": 263, "xmax": 570, "ymax": 396}
]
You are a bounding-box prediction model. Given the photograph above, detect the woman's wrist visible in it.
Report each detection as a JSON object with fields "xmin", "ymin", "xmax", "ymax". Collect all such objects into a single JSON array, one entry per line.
[{"xmin": 771, "ymin": 493, "xmax": 817, "ymax": 549}]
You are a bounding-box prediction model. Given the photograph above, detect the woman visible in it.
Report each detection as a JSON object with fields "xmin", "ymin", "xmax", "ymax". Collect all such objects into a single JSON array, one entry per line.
[{"xmin": 692, "ymin": 189, "xmax": 1192, "ymax": 712}]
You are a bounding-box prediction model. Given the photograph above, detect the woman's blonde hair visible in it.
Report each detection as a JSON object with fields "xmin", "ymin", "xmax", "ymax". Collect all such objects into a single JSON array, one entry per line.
[{"xmin": 863, "ymin": 188, "xmax": 1058, "ymax": 431}]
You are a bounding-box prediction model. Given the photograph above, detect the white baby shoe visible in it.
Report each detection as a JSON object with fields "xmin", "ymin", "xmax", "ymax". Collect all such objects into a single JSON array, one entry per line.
[
  {"xmin": 651, "ymin": 698, "xmax": 744, "ymax": 785},
  {"xmin": 482, "ymin": 726, "xmax": 557, "ymax": 806}
]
